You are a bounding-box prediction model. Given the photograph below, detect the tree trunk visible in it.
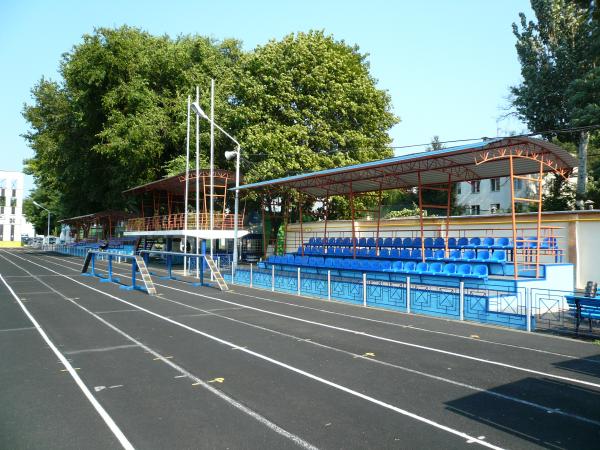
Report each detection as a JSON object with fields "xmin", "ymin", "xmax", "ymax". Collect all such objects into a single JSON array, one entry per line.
[{"xmin": 576, "ymin": 131, "xmax": 590, "ymax": 210}]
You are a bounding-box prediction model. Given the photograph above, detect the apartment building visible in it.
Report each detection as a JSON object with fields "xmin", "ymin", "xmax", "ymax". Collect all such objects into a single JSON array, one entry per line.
[
  {"xmin": 0, "ymin": 170, "xmax": 32, "ymax": 242},
  {"xmin": 455, "ymin": 176, "xmax": 537, "ymax": 215}
]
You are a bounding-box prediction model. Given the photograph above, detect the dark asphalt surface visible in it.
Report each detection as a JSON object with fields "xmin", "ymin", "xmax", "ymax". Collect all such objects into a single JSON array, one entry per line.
[{"xmin": 1, "ymin": 249, "xmax": 599, "ymax": 449}]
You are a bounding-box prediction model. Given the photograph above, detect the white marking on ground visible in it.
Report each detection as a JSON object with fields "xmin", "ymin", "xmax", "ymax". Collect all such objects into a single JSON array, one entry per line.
[
  {"xmin": 0, "ymin": 274, "xmax": 134, "ymax": 450},
  {"xmin": 65, "ymin": 344, "xmax": 138, "ymax": 355}
]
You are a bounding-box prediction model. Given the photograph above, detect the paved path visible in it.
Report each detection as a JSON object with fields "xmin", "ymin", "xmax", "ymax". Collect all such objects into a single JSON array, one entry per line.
[{"xmin": 1, "ymin": 249, "xmax": 599, "ymax": 449}]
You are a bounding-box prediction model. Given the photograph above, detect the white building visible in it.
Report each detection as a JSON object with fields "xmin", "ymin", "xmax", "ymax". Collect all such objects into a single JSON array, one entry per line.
[
  {"xmin": 0, "ymin": 170, "xmax": 33, "ymax": 243},
  {"xmin": 455, "ymin": 176, "xmax": 537, "ymax": 215}
]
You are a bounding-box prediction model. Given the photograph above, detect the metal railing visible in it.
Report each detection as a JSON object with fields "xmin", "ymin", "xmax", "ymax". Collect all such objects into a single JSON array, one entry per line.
[{"xmin": 125, "ymin": 212, "xmax": 244, "ymax": 232}]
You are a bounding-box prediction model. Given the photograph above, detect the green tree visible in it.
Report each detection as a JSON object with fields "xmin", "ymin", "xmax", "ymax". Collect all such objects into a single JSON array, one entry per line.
[
  {"xmin": 23, "ymin": 26, "xmax": 242, "ymax": 219},
  {"xmin": 234, "ymin": 30, "xmax": 398, "ymax": 186},
  {"xmin": 510, "ymin": 0, "xmax": 595, "ymax": 208}
]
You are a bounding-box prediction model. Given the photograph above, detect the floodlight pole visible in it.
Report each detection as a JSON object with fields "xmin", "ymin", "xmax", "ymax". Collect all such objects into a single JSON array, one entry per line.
[
  {"xmin": 32, "ymin": 200, "xmax": 51, "ymax": 245},
  {"xmin": 232, "ymin": 144, "xmax": 241, "ymax": 273}
]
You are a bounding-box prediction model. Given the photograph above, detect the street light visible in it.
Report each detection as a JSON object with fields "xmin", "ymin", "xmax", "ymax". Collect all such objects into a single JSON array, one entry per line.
[
  {"xmin": 32, "ymin": 200, "xmax": 51, "ymax": 245},
  {"xmin": 191, "ymin": 101, "xmax": 242, "ymax": 273}
]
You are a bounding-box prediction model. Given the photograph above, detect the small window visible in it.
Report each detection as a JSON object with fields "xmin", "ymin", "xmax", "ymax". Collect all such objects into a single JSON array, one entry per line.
[
  {"xmin": 0, "ymin": 224, "xmax": 3, "ymax": 240},
  {"xmin": 11, "ymin": 188, "xmax": 16, "ymax": 197},
  {"xmin": 513, "ymin": 179, "xmax": 523, "ymax": 190},
  {"xmin": 10, "ymin": 198, "xmax": 17, "ymax": 207},
  {"xmin": 471, "ymin": 181, "xmax": 480, "ymax": 194},
  {"xmin": 490, "ymin": 178, "xmax": 500, "ymax": 192},
  {"xmin": 470, "ymin": 205, "xmax": 480, "ymax": 215},
  {"xmin": 490, "ymin": 203, "xmax": 500, "ymax": 214},
  {"xmin": 10, "ymin": 225, "xmax": 14, "ymax": 241},
  {"xmin": 10, "ymin": 207, "xmax": 15, "ymax": 215},
  {"xmin": 455, "ymin": 183, "xmax": 462, "ymax": 195}
]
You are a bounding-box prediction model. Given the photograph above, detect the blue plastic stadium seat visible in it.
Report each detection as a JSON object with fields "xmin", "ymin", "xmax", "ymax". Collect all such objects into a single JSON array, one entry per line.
[
  {"xmin": 403, "ymin": 261, "xmax": 417, "ymax": 273},
  {"xmin": 359, "ymin": 260, "xmax": 371, "ymax": 271},
  {"xmin": 413, "ymin": 237, "xmax": 422, "ymax": 248},
  {"xmin": 424, "ymin": 237, "xmax": 434, "ymax": 248},
  {"xmin": 383, "ymin": 237, "xmax": 393, "ymax": 248},
  {"xmin": 334, "ymin": 247, "xmax": 344, "ymax": 256},
  {"xmin": 308, "ymin": 237, "xmax": 316, "ymax": 245},
  {"xmin": 463, "ymin": 250, "xmax": 476, "ymax": 261},
  {"xmin": 479, "ymin": 237, "xmax": 494, "ymax": 249},
  {"xmin": 315, "ymin": 237, "xmax": 323, "ymax": 246},
  {"xmin": 390, "ymin": 261, "xmax": 403, "ymax": 272},
  {"xmin": 297, "ymin": 246, "xmax": 303, "ymax": 254},
  {"xmin": 402, "ymin": 237, "xmax": 413, "ymax": 248},
  {"xmin": 379, "ymin": 248, "xmax": 390, "ymax": 258},
  {"xmin": 457, "ymin": 237, "xmax": 469, "ymax": 248},
  {"xmin": 443, "ymin": 263, "xmax": 458, "ymax": 276},
  {"xmin": 424, "ymin": 249, "xmax": 434, "ymax": 259},
  {"xmin": 368, "ymin": 260, "xmax": 382, "ymax": 272},
  {"xmin": 389, "ymin": 248, "xmax": 400, "ymax": 259},
  {"xmin": 410, "ymin": 249, "xmax": 422, "ymax": 260},
  {"xmin": 433, "ymin": 237, "xmax": 445, "ymax": 248},
  {"xmin": 366, "ymin": 237, "xmax": 376, "ymax": 247},
  {"xmin": 415, "ymin": 262, "xmax": 429, "ymax": 274},
  {"xmin": 476, "ymin": 250, "xmax": 490, "ymax": 262},
  {"xmin": 491, "ymin": 250, "xmax": 506, "ymax": 263},
  {"xmin": 324, "ymin": 258, "xmax": 335, "ymax": 269},
  {"xmin": 433, "ymin": 250, "xmax": 446, "ymax": 260},
  {"xmin": 367, "ymin": 248, "xmax": 377, "ymax": 258},
  {"xmin": 448, "ymin": 237, "xmax": 458, "ymax": 248},
  {"xmin": 473, "ymin": 265, "xmax": 488, "ymax": 279},
  {"xmin": 285, "ymin": 255, "xmax": 295, "ymax": 265},
  {"xmin": 296, "ymin": 256, "xmax": 310, "ymax": 266},
  {"xmin": 357, "ymin": 248, "xmax": 368, "ymax": 257},
  {"xmin": 400, "ymin": 249, "xmax": 411, "ymax": 259},
  {"xmin": 465, "ymin": 237, "xmax": 481, "ymax": 249},
  {"xmin": 495, "ymin": 237, "xmax": 511, "ymax": 249},
  {"xmin": 457, "ymin": 264, "xmax": 472, "ymax": 277},
  {"xmin": 392, "ymin": 237, "xmax": 403, "ymax": 248},
  {"xmin": 342, "ymin": 237, "xmax": 351, "ymax": 247},
  {"xmin": 427, "ymin": 262, "xmax": 443, "ymax": 274},
  {"xmin": 342, "ymin": 247, "xmax": 353, "ymax": 257},
  {"xmin": 376, "ymin": 237, "xmax": 384, "ymax": 248},
  {"xmin": 333, "ymin": 237, "xmax": 342, "ymax": 246}
]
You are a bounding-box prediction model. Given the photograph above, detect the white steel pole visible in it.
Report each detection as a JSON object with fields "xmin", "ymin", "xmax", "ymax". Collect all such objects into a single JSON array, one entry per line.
[
  {"xmin": 195, "ymin": 86, "xmax": 200, "ymax": 279},
  {"xmin": 183, "ymin": 95, "xmax": 191, "ymax": 275},
  {"xmin": 232, "ymin": 145, "xmax": 240, "ymax": 274},
  {"xmin": 459, "ymin": 281, "xmax": 464, "ymax": 321},
  {"xmin": 362, "ymin": 273, "xmax": 367, "ymax": 307},
  {"xmin": 209, "ymin": 79, "xmax": 215, "ymax": 262}
]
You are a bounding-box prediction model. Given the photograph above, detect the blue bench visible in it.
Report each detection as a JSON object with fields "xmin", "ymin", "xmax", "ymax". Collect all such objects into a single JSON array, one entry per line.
[{"xmin": 565, "ymin": 295, "xmax": 600, "ymax": 333}]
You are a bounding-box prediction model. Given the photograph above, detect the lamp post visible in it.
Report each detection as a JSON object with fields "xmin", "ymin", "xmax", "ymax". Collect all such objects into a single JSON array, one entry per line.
[
  {"xmin": 32, "ymin": 200, "xmax": 51, "ymax": 245},
  {"xmin": 191, "ymin": 101, "xmax": 241, "ymax": 272}
]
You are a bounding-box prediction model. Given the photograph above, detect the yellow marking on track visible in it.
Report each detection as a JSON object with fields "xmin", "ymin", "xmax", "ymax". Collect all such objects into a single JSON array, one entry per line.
[
  {"xmin": 153, "ymin": 356, "xmax": 173, "ymax": 360},
  {"xmin": 363, "ymin": 352, "xmax": 375, "ymax": 357},
  {"xmin": 61, "ymin": 368, "xmax": 80, "ymax": 371},
  {"xmin": 470, "ymin": 335, "xmax": 480, "ymax": 339},
  {"xmin": 208, "ymin": 377, "xmax": 225, "ymax": 383}
]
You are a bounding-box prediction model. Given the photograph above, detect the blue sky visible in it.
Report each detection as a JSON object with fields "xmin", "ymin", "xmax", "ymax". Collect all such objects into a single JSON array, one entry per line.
[{"xmin": 0, "ymin": 0, "xmax": 533, "ymax": 194}]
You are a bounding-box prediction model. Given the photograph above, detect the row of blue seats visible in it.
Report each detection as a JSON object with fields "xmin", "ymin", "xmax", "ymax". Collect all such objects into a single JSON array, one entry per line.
[
  {"xmin": 266, "ymin": 255, "xmax": 489, "ymax": 279},
  {"xmin": 306, "ymin": 236, "xmax": 557, "ymax": 250},
  {"xmin": 298, "ymin": 247, "xmax": 506, "ymax": 263}
]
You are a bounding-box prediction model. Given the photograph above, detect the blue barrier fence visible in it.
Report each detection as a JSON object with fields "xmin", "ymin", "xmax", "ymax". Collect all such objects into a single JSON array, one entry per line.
[{"xmin": 225, "ymin": 266, "xmax": 533, "ymax": 331}]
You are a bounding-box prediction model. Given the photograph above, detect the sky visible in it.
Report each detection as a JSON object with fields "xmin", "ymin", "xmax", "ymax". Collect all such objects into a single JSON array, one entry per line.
[{"xmin": 0, "ymin": 0, "xmax": 533, "ymax": 195}]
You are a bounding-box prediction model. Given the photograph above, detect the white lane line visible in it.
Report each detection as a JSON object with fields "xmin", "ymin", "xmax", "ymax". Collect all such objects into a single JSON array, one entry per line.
[
  {"xmin": 39, "ymin": 258, "xmax": 600, "ymax": 427},
  {"xmin": 1, "ymin": 251, "xmax": 506, "ymax": 449},
  {"xmin": 25, "ymin": 252, "xmax": 600, "ymax": 389},
  {"xmin": 0, "ymin": 274, "xmax": 135, "ymax": 450},
  {"xmin": 40, "ymin": 251, "xmax": 598, "ymax": 362},
  {"xmin": 95, "ymin": 309, "xmax": 141, "ymax": 315},
  {"xmin": 0, "ymin": 326, "xmax": 36, "ymax": 333},
  {"xmin": 0, "ymin": 253, "xmax": 319, "ymax": 450},
  {"xmin": 65, "ymin": 344, "xmax": 139, "ymax": 355}
]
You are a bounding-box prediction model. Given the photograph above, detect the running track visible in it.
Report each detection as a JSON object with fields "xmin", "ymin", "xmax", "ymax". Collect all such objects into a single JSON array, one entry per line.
[{"xmin": 1, "ymin": 249, "xmax": 599, "ymax": 449}]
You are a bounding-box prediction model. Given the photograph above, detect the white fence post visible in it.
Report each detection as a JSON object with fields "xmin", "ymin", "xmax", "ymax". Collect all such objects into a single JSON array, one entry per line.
[
  {"xmin": 250, "ymin": 263, "xmax": 253, "ymax": 288},
  {"xmin": 327, "ymin": 270, "xmax": 331, "ymax": 301},
  {"xmin": 406, "ymin": 276, "xmax": 411, "ymax": 314},
  {"xmin": 363, "ymin": 272, "xmax": 367, "ymax": 307},
  {"xmin": 271, "ymin": 265, "xmax": 275, "ymax": 292},
  {"xmin": 525, "ymin": 288, "xmax": 532, "ymax": 331},
  {"xmin": 297, "ymin": 267, "xmax": 301, "ymax": 296},
  {"xmin": 459, "ymin": 281, "xmax": 464, "ymax": 321},
  {"xmin": 231, "ymin": 260, "xmax": 235, "ymax": 285}
]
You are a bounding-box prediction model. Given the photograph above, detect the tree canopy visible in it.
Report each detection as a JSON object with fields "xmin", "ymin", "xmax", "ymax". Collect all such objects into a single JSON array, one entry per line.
[{"xmin": 23, "ymin": 27, "xmax": 398, "ymax": 224}]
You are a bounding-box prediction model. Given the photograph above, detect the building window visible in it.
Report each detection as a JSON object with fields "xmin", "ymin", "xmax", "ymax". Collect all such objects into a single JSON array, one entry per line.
[
  {"xmin": 471, "ymin": 181, "xmax": 480, "ymax": 194},
  {"xmin": 490, "ymin": 203, "xmax": 500, "ymax": 214},
  {"xmin": 0, "ymin": 206, "xmax": 3, "ymax": 215},
  {"xmin": 455, "ymin": 183, "xmax": 462, "ymax": 195},
  {"xmin": 470, "ymin": 205, "xmax": 480, "ymax": 215},
  {"xmin": 490, "ymin": 178, "xmax": 501, "ymax": 192},
  {"xmin": 11, "ymin": 189, "xmax": 16, "ymax": 198},
  {"xmin": 10, "ymin": 198, "xmax": 16, "ymax": 207},
  {"xmin": 10, "ymin": 225, "xmax": 14, "ymax": 241},
  {"xmin": 10, "ymin": 207, "xmax": 15, "ymax": 215},
  {"xmin": 513, "ymin": 179, "xmax": 523, "ymax": 190},
  {"xmin": 0, "ymin": 224, "xmax": 3, "ymax": 240}
]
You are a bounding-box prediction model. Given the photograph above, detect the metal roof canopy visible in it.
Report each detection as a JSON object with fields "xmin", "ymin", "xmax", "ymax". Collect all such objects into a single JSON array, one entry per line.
[
  {"xmin": 123, "ymin": 169, "xmax": 238, "ymax": 196},
  {"xmin": 235, "ymin": 137, "xmax": 577, "ymax": 197}
]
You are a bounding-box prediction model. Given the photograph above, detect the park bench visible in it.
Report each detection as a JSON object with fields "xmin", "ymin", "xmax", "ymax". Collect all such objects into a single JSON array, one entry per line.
[{"xmin": 565, "ymin": 295, "xmax": 600, "ymax": 334}]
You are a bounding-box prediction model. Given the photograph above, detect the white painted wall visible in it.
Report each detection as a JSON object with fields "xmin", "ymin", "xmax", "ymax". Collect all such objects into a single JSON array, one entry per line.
[{"xmin": 0, "ymin": 170, "xmax": 31, "ymax": 241}]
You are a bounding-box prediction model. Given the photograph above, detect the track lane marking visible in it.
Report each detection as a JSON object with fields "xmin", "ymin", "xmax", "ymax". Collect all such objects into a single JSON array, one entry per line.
[
  {"xmin": 17, "ymin": 251, "xmax": 600, "ymax": 427},
  {"xmin": 1, "ymin": 250, "xmax": 505, "ymax": 449},
  {"xmin": 0, "ymin": 274, "xmax": 135, "ymax": 450},
  {"xmin": 0, "ymin": 253, "xmax": 319, "ymax": 450}
]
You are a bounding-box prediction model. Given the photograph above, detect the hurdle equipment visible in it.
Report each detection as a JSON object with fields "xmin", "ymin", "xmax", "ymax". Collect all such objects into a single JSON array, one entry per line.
[{"xmin": 204, "ymin": 254, "xmax": 228, "ymax": 291}]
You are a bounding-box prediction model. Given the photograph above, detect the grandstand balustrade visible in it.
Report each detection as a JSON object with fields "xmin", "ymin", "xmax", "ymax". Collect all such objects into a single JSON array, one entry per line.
[{"xmin": 125, "ymin": 212, "xmax": 244, "ymax": 232}]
